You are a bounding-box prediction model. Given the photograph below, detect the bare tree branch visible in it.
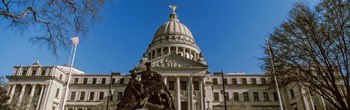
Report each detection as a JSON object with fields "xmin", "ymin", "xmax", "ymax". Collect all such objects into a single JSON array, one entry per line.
[
  {"xmin": 0, "ymin": 0, "xmax": 106, "ymax": 56},
  {"xmin": 262, "ymin": 0, "xmax": 350, "ymax": 109}
]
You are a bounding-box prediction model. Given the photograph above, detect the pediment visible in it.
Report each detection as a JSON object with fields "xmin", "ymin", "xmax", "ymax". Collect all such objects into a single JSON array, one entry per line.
[{"xmin": 135, "ymin": 54, "xmax": 208, "ymax": 70}]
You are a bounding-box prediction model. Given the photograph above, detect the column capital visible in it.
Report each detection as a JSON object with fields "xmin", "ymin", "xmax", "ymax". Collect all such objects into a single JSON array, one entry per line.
[{"xmin": 7, "ymin": 83, "xmax": 15, "ymax": 86}]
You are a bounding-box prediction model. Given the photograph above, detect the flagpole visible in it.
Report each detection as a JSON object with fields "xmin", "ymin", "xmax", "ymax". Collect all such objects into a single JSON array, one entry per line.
[
  {"xmin": 61, "ymin": 37, "xmax": 79, "ymax": 110},
  {"xmin": 266, "ymin": 37, "xmax": 284, "ymax": 110},
  {"xmin": 68, "ymin": 45, "xmax": 74, "ymax": 65}
]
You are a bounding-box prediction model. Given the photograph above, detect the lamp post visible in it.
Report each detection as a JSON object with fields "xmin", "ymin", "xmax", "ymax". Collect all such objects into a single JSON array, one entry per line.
[
  {"xmin": 266, "ymin": 37, "xmax": 284, "ymax": 110},
  {"xmin": 221, "ymin": 71, "xmax": 227, "ymax": 110},
  {"xmin": 61, "ymin": 37, "xmax": 79, "ymax": 110}
]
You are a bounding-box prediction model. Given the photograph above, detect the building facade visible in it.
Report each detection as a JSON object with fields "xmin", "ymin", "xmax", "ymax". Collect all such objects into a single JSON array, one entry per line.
[{"xmin": 6, "ymin": 7, "xmax": 327, "ymax": 110}]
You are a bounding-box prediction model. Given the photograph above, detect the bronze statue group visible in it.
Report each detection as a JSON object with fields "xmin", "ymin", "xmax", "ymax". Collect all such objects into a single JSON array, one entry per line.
[{"xmin": 117, "ymin": 62, "xmax": 175, "ymax": 110}]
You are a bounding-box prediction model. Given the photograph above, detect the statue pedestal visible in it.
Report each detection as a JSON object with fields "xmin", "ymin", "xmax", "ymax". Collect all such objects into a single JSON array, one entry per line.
[{"xmin": 136, "ymin": 108, "xmax": 148, "ymax": 110}]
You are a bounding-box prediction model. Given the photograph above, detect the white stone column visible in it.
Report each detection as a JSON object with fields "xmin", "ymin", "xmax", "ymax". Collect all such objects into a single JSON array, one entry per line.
[
  {"xmin": 300, "ymin": 85, "xmax": 311, "ymax": 110},
  {"xmin": 8, "ymin": 84, "xmax": 16, "ymax": 103},
  {"xmin": 17, "ymin": 67, "xmax": 23, "ymax": 76},
  {"xmin": 163, "ymin": 76, "xmax": 167, "ymax": 85},
  {"xmin": 18, "ymin": 84, "xmax": 27, "ymax": 106},
  {"xmin": 12, "ymin": 68, "xmax": 17, "ymax": 76},
  {"xmin": 320, "ymin": 94, "xmax": 326, "ymax": 110},
  {"xmin": 176, "ymin": 76, "xmax": 181, "ymax": 110},
  {"xmin": 27, "ymin": 67, "xmax": 32, "ymax": 76},
  {"xmin": 200, "ymin": 76, "xmax": 205, "ymax": 110},
  {"xmin": 27, "ymin": 84, "xmax": 37, "ymax": 109},
  {"xmin": 161, "ymin": 47, "xmax": 164, "ymax": 56},
  {"xmin": 36, "ymin": 68, "xmax": 42, "ymax": 76},
  {"xmin": 194, "ymin": 52, "xmax": 197, "ymax": 61},
  {"xmin": 189, "ymin": 50, "xmax": 192, "ymax": 60},
  {"xmin": 188, "ymin": 76, "xmax": 193, "ymax": 110},
  {"xmin": 176, "ymin": 47, "xmax": 178, "ymax": 54},
  {"xmin": 50, "ymin": 67, "xmax": 55, "ymax": 76},
  {"xmin": 183, "ymin": 48, "xmax": 186, "ymax": 57},
  {"xmin": 37, "ymin": 84, "xmax": 47, "ymax": 110},
  {"xmin": 36, "ymin": 85, "xmax": 45, "ymax": 110},
  {"xmin": 308, "ymin": 92, "xmax": 315, "ymax": 110},
  {"xmin": 155, "ymin": 49, "xmax": 158, "ymax": 58},
  {"xmin": 168, "ymin": 47, "xmax": 171, "ymax": 54}
]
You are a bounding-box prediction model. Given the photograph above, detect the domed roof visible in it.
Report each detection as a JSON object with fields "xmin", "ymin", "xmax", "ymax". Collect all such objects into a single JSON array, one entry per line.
[
  {"xmin": 153, "ymin": 18, "xmax": 193, "ymax": 40},
  {"xmin": 142, "ymin": 6, "xmax": 206, "ymax": 65},
  {"xmin": 151, "ymin": 12, "xmax": 195, "ymax": 42}
]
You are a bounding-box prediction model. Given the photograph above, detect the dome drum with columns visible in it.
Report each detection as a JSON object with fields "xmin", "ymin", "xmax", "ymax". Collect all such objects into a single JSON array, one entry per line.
[{"xmin": 142, "ymin": 7, "xmax": 205, "ymax": 64}]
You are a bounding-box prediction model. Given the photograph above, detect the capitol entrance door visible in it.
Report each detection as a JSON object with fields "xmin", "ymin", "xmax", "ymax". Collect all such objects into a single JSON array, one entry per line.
[{"xmin": 181, "ymin": 101, "xmax": 187, "ymax": 110}]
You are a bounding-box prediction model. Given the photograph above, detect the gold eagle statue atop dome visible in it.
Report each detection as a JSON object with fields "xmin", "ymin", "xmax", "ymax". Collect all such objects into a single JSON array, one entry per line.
[{"xmin": 169, "ymin": 5, "xmax": 178, "ymax": 13}]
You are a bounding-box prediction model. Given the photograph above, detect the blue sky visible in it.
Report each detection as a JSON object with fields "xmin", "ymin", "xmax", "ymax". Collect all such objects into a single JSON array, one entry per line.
[{"xmin": 0, "ymin": 0, "xmax": 320, "ymax": 76}]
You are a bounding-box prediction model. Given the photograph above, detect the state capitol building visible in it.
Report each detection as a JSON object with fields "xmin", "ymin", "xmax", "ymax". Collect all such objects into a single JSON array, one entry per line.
[{"xmin": 5, "ymin": 7, "xmax": 328, "ymax": 110}]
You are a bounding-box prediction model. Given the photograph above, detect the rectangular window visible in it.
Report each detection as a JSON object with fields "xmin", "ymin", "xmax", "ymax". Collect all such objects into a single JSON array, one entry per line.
[
  {"xmin": 59, "ymin": 74, "xmax": 63, "ymax": 80},
  {"xmin": 233, "ymin": 92, "xmax": 239, "ymax": 101},
  {"xmin": 70, "ymin": 92, "xmax": 76, "ymax": 100},
  {"xmin": 99, "ymin": 92, "xmax": 104, "ymax": 100},
  {"xmin": 32, "ymin": 70, "xmax": 37, "ymax": 76},
  {"xmin": 119, "ymin": 78, "xmax": 124, "ymax": 84},
  {"xmin": 261, "ymin": 78, "xmax": 266, "ymax": 84},
  {"xmin": 55, "ymin": 88, "xmax": 60, "ymax": 98},
  {"xmin": 83, "ymin": 78, "xmax": 88, "ymax": 84},
  {"xmin": 111, "ymin": 78, "xmax": 116, "ymax": 84},
  {"xmin": 80, "ymin": 92, "xmax": 85, "ymax": 100},
  {"xmin": 41, "ymin": 70, "xmax": 46, "ymax": 76},
  {"xmin": 224, "ymin": 92, "xmax": 229, "ymax": 100},
  {"xmin": 251, "ymin": 78, "xmax": 257, "ymax": 84},
  {"xmin": 290, "ymin": 89, "xmax": 295, "ymax": 98},
  {"xmin": 74, "ymin": 78, "xmax": 79, "ymax": 84},
  {"xmin": 92, "ymin": 78, "xmax": 97, "ymax": 84},
  {"xmin": 214, "ymin": 92, "xmax": 219, "ymax": 101},
  {"xmin": 101, "ymin": 78, "xmax": 106, "ymax": 84},
  {"xmin": 253, "ymin": 92, "xmax": 259, "ymax": 101},
  {"xmin": 22, "ymin": 70, "xmax": 27, "ymax": 76},
  {"xmin": 223, "ymin": 78, "xmax": 227, "ymax": 84},
  {"xmin": 213, "ymin": 78, "xmax": 218, "ymax": 84},
  {"xmin": 243, "ymin": 92, "xmax": 249, "ymax": 101},
  {"xmin": 242, "ymin": 78, "xmax": 247, "ymax": 84},
  {"xmin": 273, "ymin": 92, "xmax": 279, "ymax": 101},
  {"xmin": 193, "ymin": 81, "xmax": 199, "ymax": 90},
  {"xmin": 89, "ymin": 92, "xmax": 94, "ymax": 100},
  {"xmin": 118, "ymin": 92, "xmax": 123, "ymax": 100},
  {"xmin": 181, "ymin": 81, "xmax": 187, "ymax": 90},
  {"xmin": 168, "ymin": 81, "xmax": 175, "ymax": 90},
  {"xmin": 232, "ymin": 78, "xmax": 237, "ymax": 85},
  {"xmin": 263, "ymin": 92, "xmax": 269, "ymax": 101}
]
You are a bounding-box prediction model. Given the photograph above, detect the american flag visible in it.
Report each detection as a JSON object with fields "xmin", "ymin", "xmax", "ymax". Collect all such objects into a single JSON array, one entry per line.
[{"xmin": 71, "ymin": 37, "xmax": 79, "ymax": 46}]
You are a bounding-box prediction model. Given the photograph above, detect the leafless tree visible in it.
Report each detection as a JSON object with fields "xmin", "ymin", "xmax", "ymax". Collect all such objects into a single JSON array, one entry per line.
[
  {"xmin": 262, "ymin": 0, "xmax": 350, "ymax": 109},
  {"xmin": 0, "ymin": 76, "xmax": 10, "ymax": 110},
  {"xmin": 0, "ymin": 0, "xmax": 105, "ymax": 55}
]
